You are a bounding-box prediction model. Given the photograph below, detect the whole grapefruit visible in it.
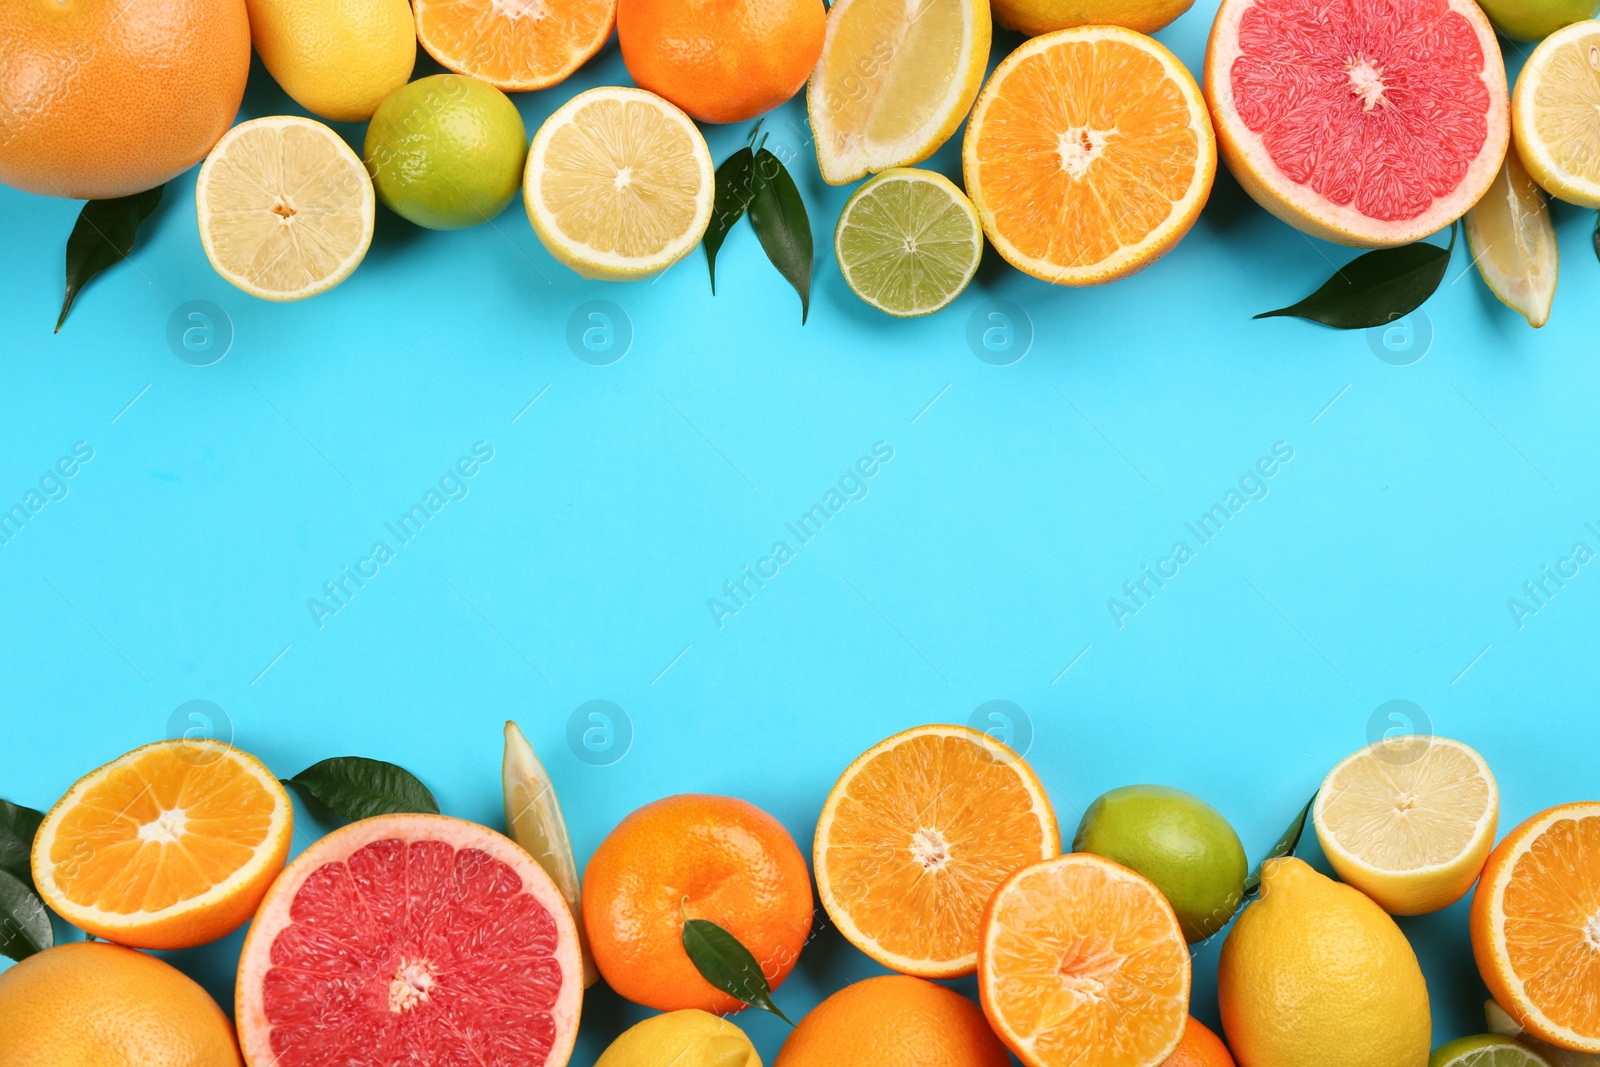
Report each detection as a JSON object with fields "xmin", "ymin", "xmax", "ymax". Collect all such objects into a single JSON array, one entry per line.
[{"xmin": 0, "ymin": 0, "xmax": 251, "ymax": 200}]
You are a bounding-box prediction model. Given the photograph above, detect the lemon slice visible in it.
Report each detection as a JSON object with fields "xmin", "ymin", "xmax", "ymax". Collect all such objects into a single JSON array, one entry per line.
[
  {"xmin": 807, "ymin": 0, "xmax": 991, "ymax": 185},
  {"xmin": 1313, "ymin": 735, "xmax": 1499, "ymax": 916},
  {"xmin": 195, "ymin": 116, "xmax": 375, "ymax": 301},
  {"xmin": 523, "ymin": 87, "xmax": 714, "ymax": 280},
  {"xmin": 1466, "ymin": 146, "xmax": 1558, "ymax": 327},
  {"xmin": 835, "ymin": 168, "xmax": 982, "ymax": 316},
  {"xmin": 502, "ymin": 720, "xmax": 598, "ymax": 987},
  {"xmin": 1513, "ymin": 20, "xmax": 1600, "ymax": 208}
]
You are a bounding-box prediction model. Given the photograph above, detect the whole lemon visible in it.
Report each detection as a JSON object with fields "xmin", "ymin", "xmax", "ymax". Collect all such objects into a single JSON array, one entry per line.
[
  {"xmin": 1218, "ymin": 858, "xmax": 1430, "ymax": 1067},
  {"xmin": 0, "ymin": 942, "xmax": 241, "ymax": 1067},
  {"xmin": 596, "ymin": 1010, "xmax": 761, "ymax": 1067},
  {"xmin": 989, "ymin": 0, "xmax": 1192, "ymax": 36},
  {"xmin": 246, "ymin": 0, "xmax": 415, "ymax": 122}
]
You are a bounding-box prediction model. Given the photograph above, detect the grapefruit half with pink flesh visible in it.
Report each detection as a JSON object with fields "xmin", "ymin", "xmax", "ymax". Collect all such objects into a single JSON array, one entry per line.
[
  {"xmin": 1204, "ymin": 0, "xmax": 1509, "ymax": 248},
  {"xmin": 236, "ymin": 813, "xmax": 583, "ymax": 1067}
]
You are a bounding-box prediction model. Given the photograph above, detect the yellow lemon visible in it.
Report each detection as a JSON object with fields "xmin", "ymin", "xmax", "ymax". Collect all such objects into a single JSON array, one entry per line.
[
  {"xmin": 990, "ymin": 0, "xmax": 1192, "ymax": 37},
  {"xmin": 1218, "ymin": 857, "xmax": 1431, "ymax": 1067},
  {"xmin": 596, "ymin": 1010, "xmax": 761, "ymax": 1067},
  {"xmin": 1513, "ymin": 20, "xmax": 1600, "ymax": 208},
  {"xmin": 246, "ymin": 0, "xmax": 416, "ymax": 122}
]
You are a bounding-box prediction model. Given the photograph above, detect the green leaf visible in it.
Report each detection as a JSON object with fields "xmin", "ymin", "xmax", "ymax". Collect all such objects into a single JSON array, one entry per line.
[
  {"xmin": 1255, "ymin": 225, "xmax": 1455, "ymax": 329},
  {"xmin": 286, "ymin": 757, "xmax": 439, "ymax": 821},
  {"xmin": 705, "ymin": 146, "xmax": 758, "ymax": 294},
  {"xmin": 1243, "ymin": 791, "xmax": 1317, "ymax": 897},
  {"xmin": 682, "ymin": 914, "xmax": 794, "ymax": 1024},
  {"xmin": 747, "ymin": 148, "xmax": 812, "ymax": 324},
  {"xmin": 56, "ymin": 185, "xmax": 164, "ymax": 332},
  {"xmin": 0, "ymin": 800, "xmax": 44, "ymax": 892},
  {"xmin": 1592, "ymin": 213, "xmax": 1599, "ymax": 264},
  {"xmin": 0, "ymin": 868, "xmax": 52, "ymax": 962}
]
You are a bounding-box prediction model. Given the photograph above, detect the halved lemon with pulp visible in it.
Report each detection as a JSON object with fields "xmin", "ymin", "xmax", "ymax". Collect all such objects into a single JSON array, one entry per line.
[
  {"xmin": 197, "ymin": 116, "xmax": 375, "ymax": 302},
  {"xmin": 961, "ymin": 26, "xmax": 1215, "ymax": 286},
  {"xmin": 1513, "ymin": 20, "xmax": 1600, "ymax": 208},
  {"xmin": 524, "ymin": 87, "xmax": 714, "ymax": 281},
  {"xmin": 1313, "ymin": 735, "xmax": 1499, "ymax": 916},
  {"xmin": 31, "ymin": 739, "xmax": 293, "ymax": 950},
  {"xmin": 807, "ymin": 0, "xmax": 991, "ymax": 185},
  {"xmin": 814, "ymin": 723, "xmax": 1059, "ymax": 978}
]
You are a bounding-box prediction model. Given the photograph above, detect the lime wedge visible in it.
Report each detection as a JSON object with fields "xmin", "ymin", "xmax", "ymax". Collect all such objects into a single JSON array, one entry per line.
[
  {"xmin": 1488, "ymin": 1001, "xmax": 1600, "ymax": 1067},
  {"xmin": 502, "ymin": 720, "xmax": 598, "ymax": 987},
  {"xmin": 1432, "ymin": 1034, "xmax": 1553, "ymax": 1067},
  {"xmin": 1465, "ymin": 146, "xmax": 1557, "ymax": 327},
  {"xmin": 834, "ymin": 168, "xmax": 982, "ymax": 317}
]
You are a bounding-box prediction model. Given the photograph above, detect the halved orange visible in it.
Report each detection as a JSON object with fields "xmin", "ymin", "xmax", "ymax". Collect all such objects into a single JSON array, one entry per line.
[
  {"xmin": 31, "ymin": 739, "xmax": 293, "ymax": 950},
  {"xmin": 814, "ymin": 723, "xmax": 1059, "ymax": 978},
  {"xmin": 978, "ymin": 854, "xmax": 1191, "ymax": 1067},
  {"xmin": 414, "ymin": 0, "xmax": 617, "ymax": 92},
  {"xmin": 961, "ymin": 26, "xmax": 1216, "ymax": 286},
  {"xmin": 1471, "ymin": 801, "xmax": 1600, "ymax": 1053}
]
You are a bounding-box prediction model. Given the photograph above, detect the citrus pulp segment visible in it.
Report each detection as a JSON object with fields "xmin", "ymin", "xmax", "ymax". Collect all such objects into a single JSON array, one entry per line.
[
  {"xmin": 834, "ymin": 169, "xmax": 983, "ymax": 317},
  {"xmin": 235, "ymin": 813, "xmax": 583, "ymax": 1067},
  {"xmin": 962, "ymin": 27, "xmax": 1216, "ymax": 286},
  {"xmin": 977, "ymin": 853, "xmax": 1191, "ymax": 1067},
  {"xmin": 1465, "ymin": 146, "xmax": 1558, "ymax": 328},
  {"xmin": 1512, "ymin": 20, "xmax": 1600, "ymax": 209},
  {"xmin": 196, "ymin": 116, "xmax": 375, "ymax": 301},
  {"xmin": 1204, "ymin": 0, "xmax": 1509, "ymax": 247},
  {"xmin": 524, "ymin": 87, "xmax": 715, "ymax": 280},
  {"xmin": 814, "ymin": 723, "xmax": 1059, "ymax": 978},
  {"xmin": 30, "ymin": 739, "xmax": 291, "ymax": 950},
  {"xmin": 414, "ymin": 0, "xmax": 616, "ymax": 91},
  {"xmin": 807, "ymin": 0, "xmax": 991, "ymax": 185}
]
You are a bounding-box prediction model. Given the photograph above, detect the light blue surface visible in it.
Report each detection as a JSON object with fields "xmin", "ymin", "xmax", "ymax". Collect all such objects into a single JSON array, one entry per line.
[{"xmin": 1, "ymin": 7, "xmax": 1597, "ymax": 1065}]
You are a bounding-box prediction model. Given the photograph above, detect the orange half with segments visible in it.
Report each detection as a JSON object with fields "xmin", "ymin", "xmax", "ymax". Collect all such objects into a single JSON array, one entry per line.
[
  {"xmin": 814, "ymin": 723, "xmax": 1059, "ymax": 978},
  {"xmin": 414, "ymin": 0, "xmax": 616, "ymax": 92}
]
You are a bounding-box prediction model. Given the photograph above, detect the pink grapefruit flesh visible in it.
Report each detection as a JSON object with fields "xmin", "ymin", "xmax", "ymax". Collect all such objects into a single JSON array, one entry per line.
[
  {"xmin": 1204, "ymin": 0, "xmax": 1508, "ymax": 247},
  {"xmin": 236, "ymin": 813, "xmax": 582, "ymax": 1067}
]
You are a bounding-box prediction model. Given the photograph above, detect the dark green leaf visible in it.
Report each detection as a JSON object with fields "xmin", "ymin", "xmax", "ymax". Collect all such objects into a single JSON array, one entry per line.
[
  {"xmin": 682, "ymin": 915, "xmax": 794, "ymax": 1024},
  {"xmin": 706, "ymin": 147, "xmax": 758, "ymax": 293},
  {"xmin": 1244, "ymin": 791, "xmax": 1317, "ymax": 897},
  {"xmin": 57, "ymin": 185, "xmax": 164, "ymax": 332},
  {"xmin": 747, "ymin": 149, "xmax": 812, "ymax": 324},
  {"xmin": 0, "ymin": 868, "xmax": 52, "ymax": 962},
  {"xmin": 1255, "ymin": 226, "xmax": 1455, "ymax": 329},
  {"xmin": 0, "ymin": 800, "xmax": 44, "ymax": 892},
  {"xmin": 286, "ymin": 757, "xmax": 439, "ymax": 821},
  {"xmin": 1592, "ymin": 213, "xmax": 1599, "ymax": 264}
]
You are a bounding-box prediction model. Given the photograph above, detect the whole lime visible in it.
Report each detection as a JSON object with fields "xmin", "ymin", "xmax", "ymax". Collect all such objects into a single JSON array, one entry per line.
[
  {"xmin": 596, "ymin": 1009, "xmax": 761, "ymax": 1067},
  {"xmin": 1073, "ymin": 785, "xmax": 1247, "ymax": 943},
  {"xmin": 1473, "ymin": 0, "xmax": 1597, "ymax": 39},
  {"xmin": 364, "ymin": 75, "xmax": 528, "ymax": 230}
]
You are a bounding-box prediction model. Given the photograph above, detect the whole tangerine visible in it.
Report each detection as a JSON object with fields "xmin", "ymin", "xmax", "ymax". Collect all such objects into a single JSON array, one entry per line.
[
  {"xmin": 1165, "ymin": 1017, "xmax": 1237, "ymax": 1067},
  {"xmin": 774, "ymin": 975, "xmax": 1010, "ymax": 1067}
]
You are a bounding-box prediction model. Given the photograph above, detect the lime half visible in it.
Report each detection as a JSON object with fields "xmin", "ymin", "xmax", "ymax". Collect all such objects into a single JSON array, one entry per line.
[
  {"xmin": 1432, "ymin": 1034, "xmax": 1553, "ymax": 1067},
  {"xmin": 834, "ymin": 168, "xmax": 982, "ymax": 317}
]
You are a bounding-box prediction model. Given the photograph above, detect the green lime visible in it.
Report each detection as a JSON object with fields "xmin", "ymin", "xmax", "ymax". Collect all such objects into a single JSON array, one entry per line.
[
  {"xmin": 1073, "ymin": 785, "xmax": 1247, "ymax": 943},
  {"xmin": 833, "ymin": 167, "xmax": 982, "ymax": 317},
  {"xmin": 1431, "ymin": 1034, "xmax": 1553, "ymax": 1067},
  {"xmin": 364, "ymin": 74, "xmax": 528, "ymax": 231},
  {"xmin": 1473, "ymin": 0, "xmax": 1597, "ymax": 40}
]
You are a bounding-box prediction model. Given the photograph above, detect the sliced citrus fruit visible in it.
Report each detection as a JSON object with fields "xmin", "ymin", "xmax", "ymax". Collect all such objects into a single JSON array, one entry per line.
[
  {"xmin": 236, "ymin": 813, "xmax": 583, "ymax": 1067},
  {"xmin": 524, "ymin": 87, "xmax": 715, "ymax": 281},
  {"xmin": 1466, "ymin": 146, "xmax": 1558, "ymax": 328},
  {"xmin": 1472, "ymin": 802, "xmax": 1600, "ymax": 1054},
  {"xmin": 1513, "ymin": 20, "xmax": 1600, "ymax": 209},
  {"xmin": 1205, "ymin": 0, "xmax": 1509, "ymax": 247},
  {"xmin": 30, "ymin": 738, "xmax": 292, "ymax": 950},
  {"xmin": 1433, "ymin": 1035, "xmax": 1555, "ymax": 1067},
  {"xmin": 1314, "ymin": 735, "xmax": 1499, "ymax": 916},
  {"xmin": 814, "ymin": 723, "xmax": 1058, "ymax": 979},
  {"xmin": 834, "ymin": 168, "xmax": 982, "ymax": 317},
  {"xmin": 414, "ymin": 0, "xmax": 615, "ymax": 92},
  {"xmin": 962, "ymin": 27, "xmax": 1216, "ymax": 286},
  {"xmin": 978, "ymin": 853, "xmax": 1190, "ymax": 1067},
  {"xmin": 806, "ymin": 0, "xmax": 990, "ymax": 185},
  {"xmin": 1488, "ymin": 999, "xmax": 1600, "ymax": 1067},
  {"xmin": 196, "ymin": 116, "xmax": 375, "ymax": 302},
  {"xmin": 503, "ymin": 720, "xmax": 598, "ymax": 987}
]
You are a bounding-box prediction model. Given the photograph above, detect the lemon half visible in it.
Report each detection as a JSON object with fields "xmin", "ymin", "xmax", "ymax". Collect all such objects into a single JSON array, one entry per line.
[{"xmin": 1513, "ymin": 20, "xmax": 1600, "ymax": 208}]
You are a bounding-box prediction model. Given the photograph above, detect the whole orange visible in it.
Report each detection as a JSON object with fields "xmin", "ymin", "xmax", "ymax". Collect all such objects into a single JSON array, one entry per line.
[
  {"xmin": 0, "ymin": 0, "xmax": 251, "ymax": 200},
  {"xmin": 617, "ymin": 0, "xmax": 825, "ymax": 124},
  {"xmin": 583, "ymin": 793, "xmax": 813, "ymax": 1013},
  {"xmin": 1165, "ymin": 1017, "xmax": 1237, "ymax": 1067},
  {"xmin": 775, "ymin": 975, "xmax": 1010, "ymax": 1066}
]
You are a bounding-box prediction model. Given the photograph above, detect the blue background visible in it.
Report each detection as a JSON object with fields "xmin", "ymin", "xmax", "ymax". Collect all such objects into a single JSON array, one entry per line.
[{"xmin": 1, "ymin": 5, "xmax": 1596, "ymax": 1064}]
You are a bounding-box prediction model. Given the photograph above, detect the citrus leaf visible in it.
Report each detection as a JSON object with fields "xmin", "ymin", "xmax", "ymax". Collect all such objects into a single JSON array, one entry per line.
[
  {"xmin": 1243, "ymin": 790, "xmax": 1317, "ymax": 898},
  {"xmin": 1592, "ymin": 213, "xmax": 1599, "ymax": 264},
  {"xmin": 747, "ymin": 148, "xmax": 812, "ymax": 324},
  {"xmin": 0, "ymin": 868, "xmax": 52, "ymax": 962},
  {"xmin": 1255, "ymin": 226, "xmax": 1454, "ymax": 329},
  {"xmin": 706, "ymin": 147, "xmax": 758, "ymax": 294},
  {"xmin": 57, "ymin": 185, "xmax": 164, "ymax": 333},
  {"xmin": 0, "ymin": 799, "xmax": 44, "ymax": 892},
  {"xmin": 682, "ymin": 915, "xmax": 794, "ymax": 1024},
  {"xmin": 286, "ymin": 757, "xmax": 439, "ymax": 821}
]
